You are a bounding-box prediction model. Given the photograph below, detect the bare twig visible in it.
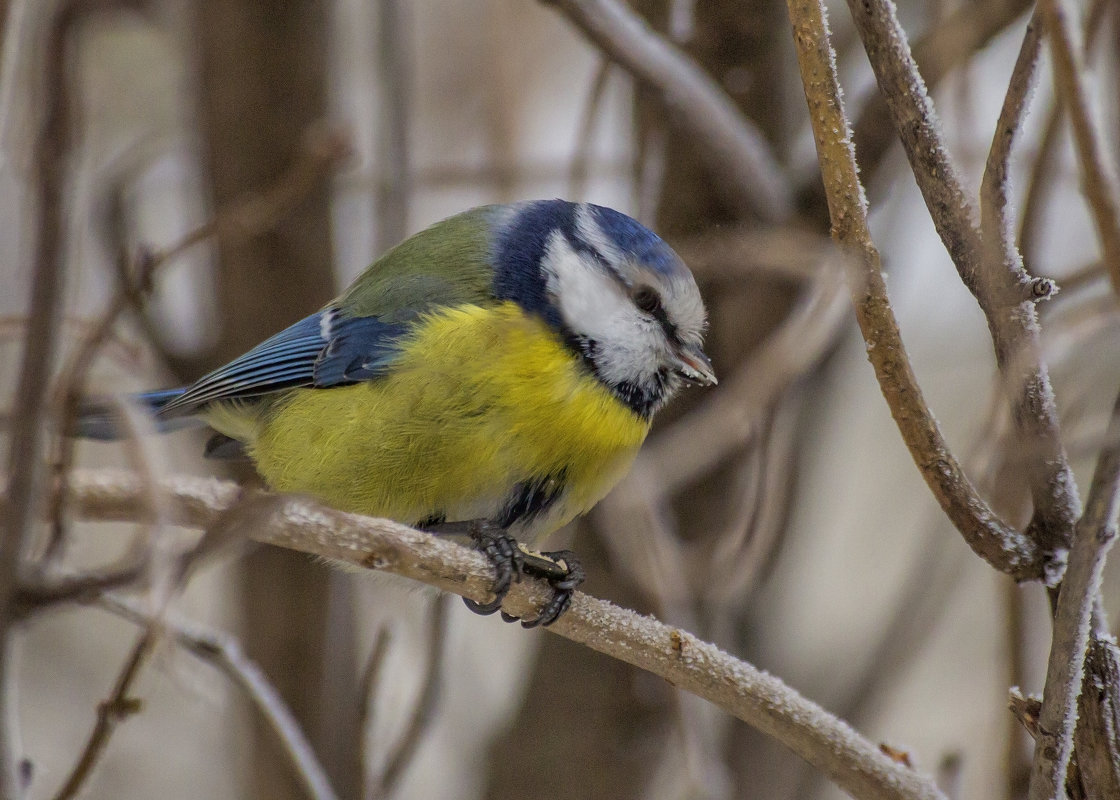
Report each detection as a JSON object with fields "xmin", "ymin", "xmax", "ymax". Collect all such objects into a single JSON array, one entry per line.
[
  {"xmin": 52, "ymin": 468, "xmax": 946, "ymax": 800},
  {"xmin": 1005, "ymin": 582, "xmax": 1032, "ymax": 800},
  {"xmin": 0, "ymin": 3, "xmax": 152, "ymax": 792},
  {"xmin": 1017, "ymin": 100, "xmax": 1064, "ymax": 276},
  {"xmin": 101, "ymin": 596, "xmax": 341, "ymax": 800},
  {"xmin": 541, "ymin": 0, "xmax": 792, "ymax": 222},
  {"xmin": 358, "ymin": 625, "xmax": 392, "ymax": 798},
  {"xmin": 568, "ymin": 56, "xmax": 612, "ymax": 200},
  {"xmin": 634, "ymin": 245, "xmax": 846, "ymax": 496},
  {"xmin": 846, "ymin": 0, "xmax": 1033, "ymax": 198},
  {"xmin": 1022, "ymin": 0, "xmax": 1111, "ymax": 277},
  {"xmin": 786, "ymin": 0, "xmax": 1040, "ymax": 578},
  {"xmin": 42, "ymin": 125, "xmax": 350, "ymax": 566},
  {"xmin": 1040, "ymin": 0, "xmax": 1120, "ymax": 293},
  {"xmin": 1028, "ymin": 385, "xmax": 1120, "ymax": 800},
  {"xmin": 843, "ymin": 0, "xmax": 1080, "ymax": 583},
  {"xmin": 980, "ymin": 10, "xmax": 1043, "ymax": 269},
  {"xmin": 50, "ymin": 629, "xmax": 156, "ymax": 800},
  {"xmin": 369, "ymin": 595, "xmax": 448, "ymax": 799},
  {"xmin": 375, "ymin": 0, "xmax": 411, "ymax": 249}
]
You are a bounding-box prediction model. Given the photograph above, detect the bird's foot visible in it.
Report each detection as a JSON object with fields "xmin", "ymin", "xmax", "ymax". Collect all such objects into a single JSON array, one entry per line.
[
  {"xmin": 423, "ymin": 520, "xmax": 583, "ymax": 627},
  {"xmin": 504, "ymin": 549, "xmax": 584, "ymax": 628},
  {"xmin": 461, "ymin": 524, "xmax": 524, "ymax": 616}
]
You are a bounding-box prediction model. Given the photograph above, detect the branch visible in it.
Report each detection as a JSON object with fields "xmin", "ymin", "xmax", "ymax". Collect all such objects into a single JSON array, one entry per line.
[
  {"xmin": 368, "ymin": 596, "xmax": 447, "ymax": 799},
  {"xmin": 51, "ymin": 468, "xmax": 945, "ymax": 800},
  {"xmin": 100, "ymin": 596, "xmax": 341, "ymax": 800},
  {"xmin": 785, "ymin": 0, "xmax": 1040, "ymax": 579},
  {"xmin": 848, "ymin": 0, "xmax": 1033, "ymax": 198},
  {"xmin": 1074, "ymin": 637, "xmax": 1120, "ymax": 798},
  {"xmin": 0, "ymin": 3, "xmax": 146, "ymax": 794},
  {"xmin": 1040, "ymin": 0, "xmax": 1120, "ymax": 293},
  {"xmin": 843, "ymin": 0, "xmax": 1080, "ymax": 583},
  {"xmin": 541, "ymin": 0, "xmax": 793, "ymax": 223},
  {"xmin": 1028, "ymin": 385, "xmax": 1120, "ymax": 800},
  {"xmin": 50, "ymin": 629, "xmax": 155, "ymax": 800}
]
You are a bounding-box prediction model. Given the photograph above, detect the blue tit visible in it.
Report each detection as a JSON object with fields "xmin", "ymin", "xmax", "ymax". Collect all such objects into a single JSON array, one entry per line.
[{"xmin": 80, "ymin": 199, "xmax": 716, "ymax": 625}]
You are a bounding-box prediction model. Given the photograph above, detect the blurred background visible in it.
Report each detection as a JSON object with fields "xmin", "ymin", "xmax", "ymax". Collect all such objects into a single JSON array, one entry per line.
[{"xmin": 2, "ymin": 0, "xmax": 1119, "ymax": 798}]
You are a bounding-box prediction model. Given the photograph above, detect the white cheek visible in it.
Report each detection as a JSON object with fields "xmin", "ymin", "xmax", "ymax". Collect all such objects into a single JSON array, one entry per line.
[
  {"xmin": 542, "ymin": 232, "xmax": 628, "ymax": 336},
  {"xmin": 540, "ymin": 231, "xmax": 668, "ymax": 387}
]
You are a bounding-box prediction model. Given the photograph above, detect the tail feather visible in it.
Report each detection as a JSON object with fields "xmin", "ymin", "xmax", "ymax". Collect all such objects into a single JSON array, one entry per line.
[{"xmin": 73, "ymin": 388, "xmax": 202, "ymax": 440}]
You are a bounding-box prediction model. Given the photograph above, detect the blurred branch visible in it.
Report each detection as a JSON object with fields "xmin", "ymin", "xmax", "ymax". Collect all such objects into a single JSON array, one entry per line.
[
  {"xmin": 368, "ymin": 595, "xmax": 447, "ymax": 800},
  {"xmin": 569, "ymin": 56, "xmax": 612, "ymax": 200},
  {"xmin": 541, "ymin": 0, "xmax": 793, "ymax": 223},
  {"xmin": 43, "ymin": 125, "xmax": 350, "ymax": 566},
  {"xmin": 50, "ymin": 467, "xmax": 945, "ymax": 800},
  {"xmin": 1018, "ymin": 0, "xmax": 1110, "ymax": 276},
  {"xmin": 358, "ymin": 626, "xmax": 392, "ymax": 800},
  {"xmin": 843, "ymin": 0, "xmax": 1079, "ymax": 582},
  {"xmin": 1017, "ymin": 100, "xmax": 1063, "ymax": 275},
  {"xmin": 635, "ymin": 241, "xmax": 845, "ymax": 496},
  {"xmin": 375, "ymin": 0, "xmax": 411, "ymax": 249},
  {"xmin": 1028, "ymin": 385, "xmax": 1120, "ymax": 800},
  {"xmin": 101, "ymin": 596, "xmax": 341, "ymax": 800},
  {"xmin": 786, "ymin": 0, "xmax": 1041, "ymax": 579},
  {"xmin": 0, "ymin": 2, "xmax": 152, "ymax": 794},
  {"xmin": 1040, "ymin": 0, "xmax": 1120, "ymax": 293},
  {"xmin": 50, "ymin": 628, "xmax": 156, "ymax": 800}
]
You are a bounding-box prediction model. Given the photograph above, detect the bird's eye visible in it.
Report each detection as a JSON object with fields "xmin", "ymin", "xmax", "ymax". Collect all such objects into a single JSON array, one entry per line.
[{"xmin": 632, "ymin": 287, "xmax": 662, "ymax": 315}]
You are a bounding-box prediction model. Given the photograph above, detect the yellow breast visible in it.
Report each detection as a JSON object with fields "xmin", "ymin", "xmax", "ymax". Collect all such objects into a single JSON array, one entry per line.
[{"xmin": 227, "ymin": 302, "xmax": 650, "ymax": 542}]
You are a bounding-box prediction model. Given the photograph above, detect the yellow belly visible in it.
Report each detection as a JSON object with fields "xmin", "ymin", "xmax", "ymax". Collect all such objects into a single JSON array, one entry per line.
[{"xmin": 215, "ymin": 302, "xmax": 649, "ymax": 543}]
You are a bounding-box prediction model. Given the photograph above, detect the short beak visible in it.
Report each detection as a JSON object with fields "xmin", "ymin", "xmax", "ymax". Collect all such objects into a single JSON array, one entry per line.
[{"xmin": 673, "ymin": 344, "xmax": 717, "ymax": 387}]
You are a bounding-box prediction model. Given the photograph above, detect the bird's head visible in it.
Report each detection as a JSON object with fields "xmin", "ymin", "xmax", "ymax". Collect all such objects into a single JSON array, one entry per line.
[{"xmin": 493, "ymin": 200, "xmax": 715, "ymax": 418}]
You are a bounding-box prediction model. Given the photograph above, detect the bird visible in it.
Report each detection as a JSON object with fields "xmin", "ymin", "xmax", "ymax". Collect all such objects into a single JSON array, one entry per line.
[{"xmin": 78, "ymin": 199, "xmax": 716, "ymax": 626}]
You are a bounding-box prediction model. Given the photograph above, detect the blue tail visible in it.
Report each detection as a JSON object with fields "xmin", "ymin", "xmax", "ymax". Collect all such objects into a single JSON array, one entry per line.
[{"xmin": 74, "ymin": 388, "xmax": 201, "ymax": 440}]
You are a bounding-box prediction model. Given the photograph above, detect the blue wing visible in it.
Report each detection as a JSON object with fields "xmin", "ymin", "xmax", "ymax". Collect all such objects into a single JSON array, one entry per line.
[{"xmin": 159, "ymin": 307, "xmax": 407, "ymax": 416}]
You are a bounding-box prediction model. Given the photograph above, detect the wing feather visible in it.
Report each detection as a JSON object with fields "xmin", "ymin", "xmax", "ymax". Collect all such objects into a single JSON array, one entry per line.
[{"xmin": 159, "ymin": 309, "xmax": 407, "ymax": 416}]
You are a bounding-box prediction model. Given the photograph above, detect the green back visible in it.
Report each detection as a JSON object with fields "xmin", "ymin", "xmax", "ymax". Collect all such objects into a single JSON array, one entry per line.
[{"xmin": 338, "ymin": 206, "xmax": 497, "ymax": 322}]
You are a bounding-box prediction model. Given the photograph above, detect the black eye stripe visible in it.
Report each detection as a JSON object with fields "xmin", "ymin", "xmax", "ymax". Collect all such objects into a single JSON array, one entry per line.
[{"xmin": 630, "ymin": 286, "xmax": 681, "ymax": 342}]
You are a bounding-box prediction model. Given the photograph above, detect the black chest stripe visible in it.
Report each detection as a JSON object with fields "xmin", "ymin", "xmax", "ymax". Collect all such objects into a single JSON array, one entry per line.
[{"xmin": 495, "ymin": 470, "xmax": 568, "ymax": 529}]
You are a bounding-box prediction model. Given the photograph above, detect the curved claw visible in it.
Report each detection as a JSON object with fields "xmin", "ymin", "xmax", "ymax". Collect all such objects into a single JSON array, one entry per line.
[
  {"xmin": 460, "ymin": 531, "xmax": 585, "ymax": 627},
  {"xmin": 519, "ymin": 549, "xmax": 584, "ymax": 628},
  {"xmin": 462, "ymin": 595, "xmax": 505, "ymax": 616},
  {"xmin": 461, "ymin": 524, "xmax": 523, "ymax": 618}
]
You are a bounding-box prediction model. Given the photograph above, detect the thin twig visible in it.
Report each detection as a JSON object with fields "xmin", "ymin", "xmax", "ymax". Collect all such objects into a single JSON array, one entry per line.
[
  {"xmin": 101, "ymin": 596, "xmax": 340, "ymax": 800},
  {"xmin": 1040, "ymin": 0, "xmax": 1120, "ymax": 293},
  {"xmin": 358, "ymin": 625, "xmax": 392, "ymax": 800},
  {"xmin": 370, "ymin": 595, "xmax": 448, "ymax": 799},
  {"xmin": 1017, "ymin": 100, "xmax": 1064, "ymax": 276},
  {"xmin": 843, "ymin": 0, "xmax": 1080, "ymax": 583},
  {"xmin": 541, "ymin": 0, "xmax": 792, "ymax": 223},
  {"xmin": 979, "ymin": 10, "xmax": 1043, "ymax": 267},
  {"xmin": 52, "ymin": 468, "xmax": 946, "ymax": 800},
  {"xmin": 0, "ymin": 3, "xmax": 154, "ymax": 792},
  {"xmin": 375, "ymin": 0, "xmax": 411, "ymax": 250},
  {"xmin": 1028, "ymin": 384, "xmax": 1120, "ymax": 800},
  {"xmin": 633, "ymin": 245, "xmax": 846, "ymax": 496},
  {"xmin": 50, "ymin": 629, "xmax": 156, "ymax": 800},
  {"xmin": 42, "ymin": 126, "xmax": 350, "ymax": 566},
  {"xmin": 786, "ymin": 0, "xmax": 1040, "ymax": 578},
  {"xmin": 1018, "ymin": 0, "xmax": 1110, "ymax": 276},
  {"xmin": 568, "ymin": 56, "xmax": 612, "ymax": 200},
  {"xmin": 1005, "ymin": 581, "xmax": 1032, "ymax": 800}
]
